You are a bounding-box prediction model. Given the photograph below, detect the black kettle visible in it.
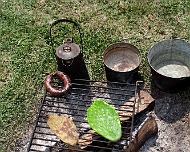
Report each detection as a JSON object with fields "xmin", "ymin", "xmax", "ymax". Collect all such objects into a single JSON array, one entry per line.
[{"xmin": 49, "ymin": 19, "xmax": 90, "ymax": 82}]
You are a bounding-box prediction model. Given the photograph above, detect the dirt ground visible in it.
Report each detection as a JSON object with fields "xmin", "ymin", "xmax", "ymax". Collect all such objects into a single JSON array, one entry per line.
[{"xmin": 140, "ymin": 88, "xmax": 190, "ymax": 152}]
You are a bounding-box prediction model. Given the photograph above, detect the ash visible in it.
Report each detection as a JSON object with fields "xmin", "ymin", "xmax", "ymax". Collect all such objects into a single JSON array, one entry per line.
[{"xmin": 140, "ymin": 92, "xmax": 190, "ymax": 152}]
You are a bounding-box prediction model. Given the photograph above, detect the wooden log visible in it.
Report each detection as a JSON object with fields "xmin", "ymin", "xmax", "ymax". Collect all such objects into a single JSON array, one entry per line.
[
  {"xmin": 126, "ymin": 116, "xmax": 158, "ymax": 152},
  {"xmin": 119, "ymin": 90, "xmax": 155, "ymax": 121}
]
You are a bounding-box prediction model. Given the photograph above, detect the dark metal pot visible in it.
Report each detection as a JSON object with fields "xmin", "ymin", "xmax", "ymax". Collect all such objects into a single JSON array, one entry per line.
[
  {"xmin": 148, "ymin": 39, "xmax": 190, "ymax": 92},
  {"xmin": 103, "ymin": 42, "xmax": 141, "ymax": 83},
  {"xmin": 49, "ymin": 19, "xmax": 90, "ymax": 82}
]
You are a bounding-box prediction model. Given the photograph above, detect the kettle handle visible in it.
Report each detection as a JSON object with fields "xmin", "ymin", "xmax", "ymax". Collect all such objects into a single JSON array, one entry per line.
[{"xmin": 49, "ymin": 18, "xmax": 83, "ymax": 52}]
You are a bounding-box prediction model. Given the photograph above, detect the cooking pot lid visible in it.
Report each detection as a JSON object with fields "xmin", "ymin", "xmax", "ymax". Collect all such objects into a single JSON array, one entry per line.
[{"xmin": 56, "ymin": 38, "xmax": 80, "ymax": 60}]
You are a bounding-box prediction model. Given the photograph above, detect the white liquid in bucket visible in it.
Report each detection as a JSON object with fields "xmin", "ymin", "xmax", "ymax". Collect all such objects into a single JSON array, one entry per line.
[{"xmin": 156, "ymin": 60, "xmax": 190, "ymax": 78}]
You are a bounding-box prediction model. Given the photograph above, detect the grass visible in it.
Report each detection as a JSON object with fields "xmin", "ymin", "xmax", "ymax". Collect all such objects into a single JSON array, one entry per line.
[{"xmin": 1, "ymin": 0, "xmax": 190, "ymax": 151}]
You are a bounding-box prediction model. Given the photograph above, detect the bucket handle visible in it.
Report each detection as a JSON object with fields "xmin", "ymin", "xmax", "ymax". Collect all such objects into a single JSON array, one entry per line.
[{"xmin": 49, "ymin": 18, "xmax": 83, "ymax": 52}]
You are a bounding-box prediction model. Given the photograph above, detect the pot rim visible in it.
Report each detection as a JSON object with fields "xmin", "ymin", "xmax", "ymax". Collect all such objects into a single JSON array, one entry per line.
[
  {"xmin": 103, "ymin": 42, "xmax": 141, "ymax": 73},
  {"xmin": 147, "ymin": 38, "xmax": 190, "ymax": 79}
]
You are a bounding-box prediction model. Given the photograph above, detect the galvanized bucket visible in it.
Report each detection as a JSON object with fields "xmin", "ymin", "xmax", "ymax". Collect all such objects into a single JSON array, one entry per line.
[{"xmin": 148, "ymin": 39, "xmax": 190, "ymax": 91}]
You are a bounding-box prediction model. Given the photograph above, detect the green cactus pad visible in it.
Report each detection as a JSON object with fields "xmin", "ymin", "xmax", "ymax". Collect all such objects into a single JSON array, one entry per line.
[{"xmin": 87, "ymin": 99, "xmax": 122, "ymax": 142}]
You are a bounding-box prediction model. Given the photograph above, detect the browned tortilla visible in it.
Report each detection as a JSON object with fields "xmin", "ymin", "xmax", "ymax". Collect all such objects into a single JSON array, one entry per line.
[{"xmin": 47, "ymin": 114, "xmax": 79, "ymax": 146}]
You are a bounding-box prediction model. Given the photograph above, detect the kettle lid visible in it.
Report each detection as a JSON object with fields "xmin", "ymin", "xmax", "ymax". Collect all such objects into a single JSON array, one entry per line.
[{"xmin": 56, "ymin": 38, "xmax": 80, "ymax": 60}]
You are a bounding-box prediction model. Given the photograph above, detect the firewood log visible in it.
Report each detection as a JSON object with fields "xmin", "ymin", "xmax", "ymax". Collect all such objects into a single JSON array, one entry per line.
[{"xmin": 126, "ymin": 116, "xmax": 158, "ymax": 152}]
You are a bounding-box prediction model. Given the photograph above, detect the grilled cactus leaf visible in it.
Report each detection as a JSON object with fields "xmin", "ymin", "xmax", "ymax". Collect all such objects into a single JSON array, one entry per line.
[{"xmin": 87, "ymin": 99, "xmax": 122, "ymax": 142}]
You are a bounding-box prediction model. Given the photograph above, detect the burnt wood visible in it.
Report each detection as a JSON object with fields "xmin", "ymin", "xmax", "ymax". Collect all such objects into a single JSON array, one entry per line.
[{"xmin": 126, "ymin": 116, "xmax": 158, "ymax": 152}]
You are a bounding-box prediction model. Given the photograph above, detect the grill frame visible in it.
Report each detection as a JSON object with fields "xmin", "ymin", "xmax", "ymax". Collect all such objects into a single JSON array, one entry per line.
[{"xmin": 27, "ymin": 79, "xmax": 140, "ymax": 152}]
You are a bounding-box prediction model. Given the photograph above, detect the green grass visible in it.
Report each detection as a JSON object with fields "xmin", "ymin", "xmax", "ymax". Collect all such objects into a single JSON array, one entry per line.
[{"xmin": 1, "ymin": 0, "xmax": 190, "ymax": 151}]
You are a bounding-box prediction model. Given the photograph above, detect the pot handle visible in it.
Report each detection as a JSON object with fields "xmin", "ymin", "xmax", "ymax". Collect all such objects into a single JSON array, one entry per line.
[{"xmin": 49, "ymin": 18, "xmax": 83, "ymax": 52}]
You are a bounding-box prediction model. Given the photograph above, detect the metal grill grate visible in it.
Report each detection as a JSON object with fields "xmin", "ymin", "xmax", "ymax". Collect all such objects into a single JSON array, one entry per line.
[{"xmin": 27, "ymin": 80, "xmax": 139, "ymax": 152}]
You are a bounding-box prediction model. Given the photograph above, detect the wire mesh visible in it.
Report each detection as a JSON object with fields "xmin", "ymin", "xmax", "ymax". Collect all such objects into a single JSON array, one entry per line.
[{"xmin": 27, "ymin": 80, "xmax": 138, "ymax": 152}]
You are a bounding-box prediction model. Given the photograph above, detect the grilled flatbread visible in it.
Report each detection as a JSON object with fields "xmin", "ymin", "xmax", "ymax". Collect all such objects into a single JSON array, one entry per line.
[{"xmin": 47, "ymin": 114, "xmax": 79, "ymax": 146}]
